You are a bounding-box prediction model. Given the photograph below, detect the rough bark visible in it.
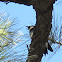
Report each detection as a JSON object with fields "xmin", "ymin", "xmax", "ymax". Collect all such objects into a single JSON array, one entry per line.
[
  {"xmin": 26, "ymin": 0, "xmax": 56, "ymax": 62},
  {"xmin": 0, "ymin": 0, "xmax": 56, "ymax": 62}
]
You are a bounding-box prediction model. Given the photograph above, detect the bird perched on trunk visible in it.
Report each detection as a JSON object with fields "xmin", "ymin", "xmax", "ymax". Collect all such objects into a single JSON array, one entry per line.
[
  {"xmin": 27, "ymin": 26, "xmax": 35, "ymax": 38},
  {"xmin": 27, "ymin": 26, "xmax": 53, "ymax": 55}
]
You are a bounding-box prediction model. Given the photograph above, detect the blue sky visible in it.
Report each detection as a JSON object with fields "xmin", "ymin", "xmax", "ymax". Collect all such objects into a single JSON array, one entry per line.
[{"xmin": 0, "ymin": 0, "xmax": 62, "ymax": 62}]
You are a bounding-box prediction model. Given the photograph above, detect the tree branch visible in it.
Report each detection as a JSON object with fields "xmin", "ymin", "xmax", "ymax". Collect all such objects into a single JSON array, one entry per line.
[
  {"xmin": 0, "ymin": 0, "xmax": 56, "ymax": 62},
  {"xmin": 0, "ymin": 0, "xmax": 32, "ymax": 6},
  {"xmin": 49, "ymin": 37, "xmax": 62, "ymax": 45}
]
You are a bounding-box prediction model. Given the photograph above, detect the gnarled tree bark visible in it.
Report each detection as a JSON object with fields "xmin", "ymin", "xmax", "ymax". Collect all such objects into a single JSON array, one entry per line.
[
  {"xmin": 0, "ymin": 0, "xmax": 56, "ymax": 62},
  {"xmin": 26, "ymin": 0, "xmax": 56, "ymax": 62}
]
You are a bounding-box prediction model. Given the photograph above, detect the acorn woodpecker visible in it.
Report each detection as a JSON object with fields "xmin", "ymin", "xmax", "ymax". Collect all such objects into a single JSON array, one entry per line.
[
  {"xmin": 27, "ymin": 26, "xmax": 35, "ymax": 38},
  {"xmin": 27, "ymin": 26, "xmax": 53, "ymax": 55}
]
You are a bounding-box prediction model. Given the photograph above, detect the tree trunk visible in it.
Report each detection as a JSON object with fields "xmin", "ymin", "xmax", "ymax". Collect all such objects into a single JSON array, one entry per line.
[
  {"xmin": 0, "ymin": 0, "xmax": 56, "ymax": 62},
  {"xmin": 26, "ymin": 0, "xmax": 56, "ymax": 62}
]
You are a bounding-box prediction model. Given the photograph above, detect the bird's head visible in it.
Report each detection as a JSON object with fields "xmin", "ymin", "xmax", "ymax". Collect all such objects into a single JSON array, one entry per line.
[{"xmin": 26, "ymin": 26, "xmax": 35, "ymax": 31}]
